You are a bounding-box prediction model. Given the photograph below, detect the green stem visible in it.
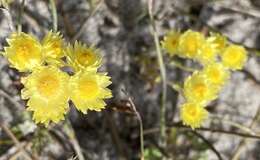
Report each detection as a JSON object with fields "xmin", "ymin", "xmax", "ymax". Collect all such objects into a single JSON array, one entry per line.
[
  {"xmin": 17, "ymin": 0, "xmax": 25, "ymax": 33},
  {"xmin": 148, "ymin": 0, "xmax": 167, "ymax": 149},
  {"xmin": 169, "ymin": 60, "xmax": 196, "ymax": 72},
  {"xmin": 49, "ymin": 0, "xmax": 58, "ymax": 31}
]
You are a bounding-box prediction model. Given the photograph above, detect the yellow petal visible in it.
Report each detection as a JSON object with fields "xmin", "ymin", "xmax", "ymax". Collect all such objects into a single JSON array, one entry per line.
[
  {"xmin": 181, "ymin": 102, "xmax": 208, "ymax": 129},
  {"xmin": 69, "ymin": 70, "xmax": 112, "ymax": 113},
  {"xmin": 2, "ymin": 32, "xmax": 43, "ymax": 72}
]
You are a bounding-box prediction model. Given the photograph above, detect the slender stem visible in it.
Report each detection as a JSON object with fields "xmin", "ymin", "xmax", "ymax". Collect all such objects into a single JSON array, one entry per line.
[
  {"xmin": 1, "ymin": 5, "xmax": 15, "ymax": 32},
  {"xmin": 122, "ymin": 89, "xmax": 144, "ymax": 160},
  {"xmin": 127, "ymin": 96, "xmax": 144, "ymax": 160},
  {"xmin": 231, "ymin": 106, "xmax": 260, "ymax": 160},
  {"xmin": 64, "ymin": 120, "xmax": 85, "ymax": 160},
  {"xmin": 169, "ymin": 60, "xmax": 196, "ymax": 72},
  {"xmin": 142, "ymin": 123, "xmax": 260, "ymax": 140},
  {"xmin": 167, "ymin": 81, "xmax": 183, "ymax": 95},
  {"xmin": 72, "ymin": 0, "xmax": 103, "ymax": 41},
  {"xmin": 192, "ymin": 131, "xmax": 223, "ymax": 160},
  {"xmin": 210, "ymin": 115, "xmax": 258, "ymax": 136},
  {"xmin": 148, "ymin": 0, "xmax": 167, "ymax": 149},
  {"xmin": 17, "ymin": 0, "xmax": 25, "ymax": 33},
  {"xmin": 49, "ymin": 0, "xmax": 58, "ymax": 31},
  {"xmin": 0, "ymin": 123, "xmax": 32, "ymax": 160}
]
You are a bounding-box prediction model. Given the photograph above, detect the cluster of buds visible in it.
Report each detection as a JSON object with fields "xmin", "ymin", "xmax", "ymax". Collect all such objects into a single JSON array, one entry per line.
[
  {"xmin": 162, "ymin": 30, "xmax": 247, "ymax": 129},
  {"xmin": 1, "ymin": 32, "xmax": 112, "ymax": 126}
]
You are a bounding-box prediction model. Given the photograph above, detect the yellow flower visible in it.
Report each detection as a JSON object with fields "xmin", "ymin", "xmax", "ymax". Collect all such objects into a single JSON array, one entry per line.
[
  {"xmin": 202, "ymin": 63, "xmax": 230, "ymax": 88},
  {"xmin": 42, "ymin": 31, "xmax": 65, "ymax": 65},
  {"xmin": 178, "ymin": 30, "xmax": 205, "ymax": 58},
  {"xmin": 21, "ymin": 66, "xmax": 70, "ymax": 125},
  {"xmin": 207, "ymin": 32, "xmax": 227, "ymax": 53},
  {"xmin": 69, "ymin": 71, "xmax": 112, "ymax": 113},
  {"xmin": 196, "ymin": 41, "xmax": 217, "ymax": 65},
  {"xmin": 181, "ymin": 102, "xmax": 208, "ymax": 129},
  {"xmin": 221, "ymin": 44, "xmax": 247, "ymax": 70},
  {"xmin": 2, "ymin": 32, "xmax": 43, "ymax": 72},
  {"xmin": 184, "ymin": 71, "xmax": 217, "ymax": 105},
  {"xmin": 65, "ymin": 41, "xmax": 101, "ymax": 72},
  {"xmin": 161, "ymin": 30, "xmax": 181, "ymax": 55}
]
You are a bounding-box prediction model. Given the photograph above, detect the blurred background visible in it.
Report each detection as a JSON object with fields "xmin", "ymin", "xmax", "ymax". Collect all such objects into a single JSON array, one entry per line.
[{"xmin": 1, "ymin": 0, "xmax": 260, "ymax": 159}]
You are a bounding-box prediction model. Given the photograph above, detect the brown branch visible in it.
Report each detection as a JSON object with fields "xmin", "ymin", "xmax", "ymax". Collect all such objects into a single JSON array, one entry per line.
[
  {"xmin": 230, "ymin": 106, "xmax": 260, "ymax": 160},
  {"xmin": 0, "ymin": 123, "xmax": 32, "ymax": 160},
  {"xmin": 127, "ymin": 96, "xmax": 144, "ymax": 160},
  {"xmin": 191, "ymin": 131, "xmax": 223, "ymax": 160},
  {"xmin": 122, "ymin": 89, "xmax": 144, "ymax": 160},
  {"xmin": 142, "ymin": 123, "xmax": 260, "ymax": 140}
]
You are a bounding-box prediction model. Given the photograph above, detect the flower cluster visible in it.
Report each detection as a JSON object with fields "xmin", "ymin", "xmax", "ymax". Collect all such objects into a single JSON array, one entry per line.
[
  {"xmin": 162, "ymin": 30, "xmax": 247, "ymax": 129},
  {"xmin": 1, "ymin": 32, "xmax": 112, "ymax": 126}
]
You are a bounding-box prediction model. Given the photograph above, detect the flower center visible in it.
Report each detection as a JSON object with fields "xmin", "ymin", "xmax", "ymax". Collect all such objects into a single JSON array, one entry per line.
[
  {"xmin": 224, "ymin": 47, "xmax": 242, "ymax": 66},
  {"xmin": 171, "ymin": 38, "xmax": 178, "ymax": 47},
  {"xmin": 209, "ymin": 69, "xmax": 221, "ymax": 83},
  {"xmin": 37, "ymin": 75, "xmax": 60, "ymax": 98},
  {"xmin": 78, "ymin": 79, "xmax": 99, "ymax": 100},
  {"xmin": 51, "ymin": 42, "xmax": 62, "ymax": 56},
  {"xmin": 193, "ymin": 83, "xmax": 207, "ymax": 98},
  {"xmin": 188, "ymin": 107, "xmax": 198, "ymax": 117},
  {"xmin": 17, "ymin": 43, "xmax": 31, "ymax": 59},
  {"xmin": 187, "ymin": 40, "xmax": 196, "ymax": 53},
  {"xmin": 203, "ymin": 45, "xmax": 214, "ymax": 58},
  {"xmin": 77, "ymin": 52, "xmax": 94, "ymax": 66}
]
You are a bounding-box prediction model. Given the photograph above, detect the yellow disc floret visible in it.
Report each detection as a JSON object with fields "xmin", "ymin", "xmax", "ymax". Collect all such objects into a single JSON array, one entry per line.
[
  {"xmin": 196, "ymin": 41, "xmax": 217, "ymax": 65},
  {"xmin": 161, "ymin": 30, "xmax": 181, "ymax": 55},
  {"xmin": 2, "ymin": 32, "xmax": 43, "ymax": 72},
  {"xmin": 21, "ymin": 66, "xmax": 70, "ymax": 125},
  {"xmin": 202, "ymin": 63, "xmax": 230, "ymax": 88},
  {"xmin": 207, "ymin": 32, "xmax": 227, "ymax": 53},
  {"xmin": 42, "ymin": 31, "xmax": 65, "ymax": 64},
  {"xmin": 221, "ymin": 44, "xmax": 247, "ymax": 70},
  {"xmin": 69, "ymin": 71, "xmax": 112, "ymax": 113},
  {"xmin": 66, "ymin": 41, "xmax": 101, "ymax": 72},
  {"xmin": 178, "ymin": 30, "xmax": 205, "ymax": 58},
  {"xmin": 184, "ymin": 71, "xmax": 217, "ymax": 105},
  {"xmin": 181, "ymin": 102, "xmax": 208, "ymax": 129}
]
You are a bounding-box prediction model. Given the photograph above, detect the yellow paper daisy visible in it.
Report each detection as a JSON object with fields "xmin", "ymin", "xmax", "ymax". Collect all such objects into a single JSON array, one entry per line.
[
  {"xmin": 221, "ymin": 44, "xmax": 247, "ymax": 70},
  {"xmin": 178, "ymin": 30, "xmax": 205, "ymax": 58},
  {"xmin": 2, "ymin": 32, "xmax": 43, "ymax": 72},
  {"xmin": 196, "ymin": 41, "xmax": 217, "ymax": 65},
  {"xmin": 65, "ymin": 41, "xmax": 101, "ymax": 72},
  {"xmin": 181, "ymin": 102, "xmax": 208, "ymax": 129},
  {"xmin": 202, "ymin": 63, "xmax": 230, "ymax": 88},
  {"xmin": 21, "ymin": 66, "xmax": 70, "ymax": 125},
  {"xmin": 207, "ymin": 32, "xmax": 227, "ymax": 53},
  {"xmin": 69, "ymin": 71, "xmax": 112, "ymax": 113},
  {"xmin": 184, "ymin": 71, "xmax": 217, "ymax": 105},
  {"xmin": 42, "ymin": 31, "xmax": 65, "ymax": 65},
  {"xmin": 161, "ymin": 30, "xmax": 181, "ymax": 55}
]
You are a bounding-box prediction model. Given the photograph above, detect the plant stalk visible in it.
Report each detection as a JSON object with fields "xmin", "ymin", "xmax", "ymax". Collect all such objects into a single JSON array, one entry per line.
[
  {"xmin": 49, "ymin": 0, "xmax": 58, "ymax": 31},
  {"xmin": 148, "ymin": 0, "xmax": 167, "ymax": 149}
]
